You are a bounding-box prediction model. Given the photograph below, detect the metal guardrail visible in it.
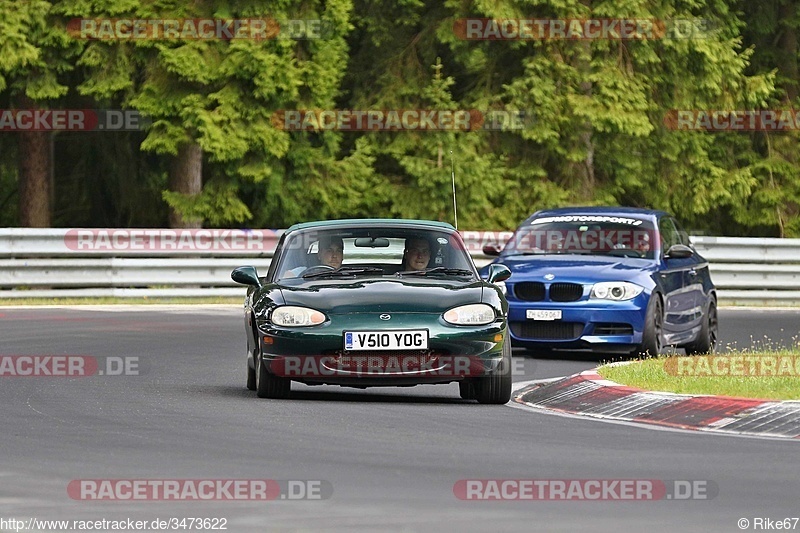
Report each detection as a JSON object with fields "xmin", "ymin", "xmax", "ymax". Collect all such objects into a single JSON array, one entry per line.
[
  {"xmin": 0, "ymin": 228, "xmax": 281, "ymax": 257},
  {"xmin": 0, "ymin": 229, "xmax": 798, "ymax": 304},
  {"xmin": 690, "ymin": 236, "xmax": 800, "ymax": 303}
]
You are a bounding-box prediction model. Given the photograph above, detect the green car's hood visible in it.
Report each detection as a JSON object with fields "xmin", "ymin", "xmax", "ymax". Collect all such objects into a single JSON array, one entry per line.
[{"xmin": 278, "ymin": 278, "xmax": 485, "ymax": 315}]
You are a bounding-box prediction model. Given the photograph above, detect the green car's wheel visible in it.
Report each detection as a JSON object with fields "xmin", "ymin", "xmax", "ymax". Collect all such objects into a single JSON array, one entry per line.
[
  {"xmin": 458, "ymin": 380, "xmax": 475, "ymax": 400},
  {"xmin": 247, "ymin": 323, "xmax": 258, "ymax": 391},
  {"xmin": 246, "ymin": 361, "xmax": 256, "ymax": 391},
  {"xmin": 474, "ymin": 336, "xmax": 512, "ymax": 404},
  {"xmin": 255, "ymin": 355, "xmax": 290, "ymax": 399}
]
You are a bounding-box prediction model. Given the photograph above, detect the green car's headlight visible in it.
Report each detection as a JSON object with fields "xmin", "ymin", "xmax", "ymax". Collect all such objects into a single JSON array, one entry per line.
[
  {"xmin": 590, "ymin": 282, "xmax": 643, "ymax": 301},
  {"xmin": 271, "ymin": 306, "xmax": 326, "ymax": 327},
  {"xmin": 443, "ymin": 304, "xmax": 495, "ymax": 325}
]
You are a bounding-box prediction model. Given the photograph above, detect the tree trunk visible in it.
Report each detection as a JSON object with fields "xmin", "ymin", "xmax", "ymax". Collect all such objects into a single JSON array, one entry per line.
[
  {"xmin": 168, "ymin": 142, "xmax": 203, "ymax": 228},
  {"xmin": 580, "ymin": 128, "xmax": 595, "ymax": 193},
  {"xmin": 577, "ymin": 35, "xmax": 595, "ymax": 198},
  {"xmin": 18, "ymin": 128, "xmax": 52, "ymax": 227},
  {"xmin": 779, "ymin": 0, "xmax": 798, "ymax": 103}
]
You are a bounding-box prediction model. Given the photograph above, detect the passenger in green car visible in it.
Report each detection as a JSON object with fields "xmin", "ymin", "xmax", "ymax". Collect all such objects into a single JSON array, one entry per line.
[{"xmin": 402, "ymin": 237, "xmax": 432, "ymax": 270}]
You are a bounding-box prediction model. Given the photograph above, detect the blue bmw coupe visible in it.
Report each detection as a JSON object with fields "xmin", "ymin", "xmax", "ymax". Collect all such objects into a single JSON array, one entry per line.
[{"xmin": 481, "ymin": 207, "xmax": 717, "ymax": 356}]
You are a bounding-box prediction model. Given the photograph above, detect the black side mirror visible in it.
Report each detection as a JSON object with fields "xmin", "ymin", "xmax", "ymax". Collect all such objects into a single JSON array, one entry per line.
[
  {"xmin": 232, "ymin": 266, "xmax": 261, "ymax": 287},
  {"xmin": 483, "ymin": 243, "xmax": 503, "ymax": 256},
  {"xmin": 487, "ymin": 264, "xmax": 511, "ymax": 284},
  {"xmin": 664, "ymin": 244, "xmax": 693, "ymax": 259}
]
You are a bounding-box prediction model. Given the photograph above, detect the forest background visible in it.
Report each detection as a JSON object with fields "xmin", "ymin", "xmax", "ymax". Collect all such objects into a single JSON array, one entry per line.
[{"xmin": 1, "ymin": 0, "xmax": 798, "ymax": 236}]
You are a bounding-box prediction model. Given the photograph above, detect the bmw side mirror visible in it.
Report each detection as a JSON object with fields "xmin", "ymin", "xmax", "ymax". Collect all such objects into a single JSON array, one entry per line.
[
  {"xmin": 483, "ymin": 243, "xmax": 503, "ymax": 256},
  {"xmin": 232, "ymin": 266, "xmax": 261, "ymax": 287},
  {"xmin": 664, "ymin": 244, "xmax": 693, "ymax": 259},
  {"xmin": 487, "ymin": 264, "xmax": 511, "ymax": 284}
]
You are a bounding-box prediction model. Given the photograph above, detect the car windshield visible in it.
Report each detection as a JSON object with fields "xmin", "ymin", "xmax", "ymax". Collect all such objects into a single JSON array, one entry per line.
[
  {"xmin": 273, "ymin": 226, "xmax": 477, "ymax": 282},
  {"xmin": 503, "ymin": 215, "xmax": 657, "ymax": 260}
]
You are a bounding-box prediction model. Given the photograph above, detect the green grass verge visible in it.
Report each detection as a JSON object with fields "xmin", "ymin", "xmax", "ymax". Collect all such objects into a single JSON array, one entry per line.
[
  {"xmin": 0, "ymin": 297, "xmax": 242, "ymax": 306},
  {"xmin": 598, "ymin": 350, "xmax": 800, "ymax": 401}
]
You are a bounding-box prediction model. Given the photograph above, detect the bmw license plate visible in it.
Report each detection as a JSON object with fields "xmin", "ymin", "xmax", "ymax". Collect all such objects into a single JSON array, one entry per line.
[
  {"xmin": 344, "ymin": 330, "xmax": 429, "ymax": 351},
  {"xmin": 527, "ymin": 310, "xmax": 562, "ymax": 321}
]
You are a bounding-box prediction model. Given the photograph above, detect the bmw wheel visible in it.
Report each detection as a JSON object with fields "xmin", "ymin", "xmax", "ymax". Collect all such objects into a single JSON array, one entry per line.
[
  {"xmin": 639, "ymin": 294, "xmax": 663, "ymax": 357},
  {"xmin": 684, "ymin": 299, "xmax": 718, "ymax": 355}
]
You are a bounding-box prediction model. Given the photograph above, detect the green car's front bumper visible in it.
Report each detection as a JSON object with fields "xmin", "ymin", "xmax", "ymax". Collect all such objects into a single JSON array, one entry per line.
[{"xmin": 257, "ymin": 312, "xmax": 506, "ymax": 387}]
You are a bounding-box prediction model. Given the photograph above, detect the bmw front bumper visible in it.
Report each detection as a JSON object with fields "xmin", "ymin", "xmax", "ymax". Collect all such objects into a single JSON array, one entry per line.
[{"xmin": 506, "ymin": 293, "xmax": 650, "ymax": 353}]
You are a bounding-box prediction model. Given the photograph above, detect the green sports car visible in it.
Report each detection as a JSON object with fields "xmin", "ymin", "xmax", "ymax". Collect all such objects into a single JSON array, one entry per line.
[{"xmin": 231, "ymin": 219, "xmax": 512, "ymax": 403}]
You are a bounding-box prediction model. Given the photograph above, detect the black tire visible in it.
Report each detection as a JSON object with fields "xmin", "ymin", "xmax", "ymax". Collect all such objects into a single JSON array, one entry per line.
[
  {"xmin": 474, "ymin": 336, "xmax": 512, "ymax": 404},
  {"xmin": 684, "ymin": 299, "xmax": 718, "ymax": 355},
  {"xmin": 638, "ymin": 294, "xmax": 664, "ymax": 357},
  {"xmin": 247, "ymin": 322, "xmax": 258, "ymax": 391},
  {"xmin": 458, "ymin": 380, "xmax": 475, "ymax": 400},
  {"xmin": 255, "ymin": 354, "xmax": 291, "ymax": 399},
  {"xmin": 246, "ymin": 361, "xmax": 256, "ymax": 391}
]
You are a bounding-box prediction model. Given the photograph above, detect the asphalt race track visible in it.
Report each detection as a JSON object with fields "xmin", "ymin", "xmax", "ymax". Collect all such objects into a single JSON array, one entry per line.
[{"xmin": 1, "ymin": 306, "xmax": 798, "ymax": 533}]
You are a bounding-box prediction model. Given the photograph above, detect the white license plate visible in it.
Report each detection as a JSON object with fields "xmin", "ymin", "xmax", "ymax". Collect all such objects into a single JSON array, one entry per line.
[
  {"xmin": 527, "ymin": 310, "xmax": 562, "ymax": 321},
  {"xmin": 344, "ymin": 330, "xmax": 429, "ymax": 351}
]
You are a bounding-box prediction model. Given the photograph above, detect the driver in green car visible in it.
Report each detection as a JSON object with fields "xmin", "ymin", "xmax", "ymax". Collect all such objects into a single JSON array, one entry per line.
[
  {"xmin": 284, "ymin": 235, "xmax": 344, "ymax": 277},
  {"xmin": 316, "ymin": 235, "xmax": 344, "ymax": 269}
]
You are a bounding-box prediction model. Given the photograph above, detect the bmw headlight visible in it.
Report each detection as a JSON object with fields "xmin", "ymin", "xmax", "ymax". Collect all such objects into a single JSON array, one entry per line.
[
  {"xmin": 443, "ymin": 304, "xmax": 496, "ymax": 325},
  {"xmin": 590, "ymin": 282, "xmax": 643, "ymax": 301},
  {"xmin": 271, "ymin": 306, "xmax": 326, "ymax": 326}
]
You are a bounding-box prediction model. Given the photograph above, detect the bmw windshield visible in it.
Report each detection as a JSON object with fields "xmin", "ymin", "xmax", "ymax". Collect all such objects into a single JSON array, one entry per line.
[{"xmin": 503, "ymin": 215, "xmax": 657, "ymax": 260}]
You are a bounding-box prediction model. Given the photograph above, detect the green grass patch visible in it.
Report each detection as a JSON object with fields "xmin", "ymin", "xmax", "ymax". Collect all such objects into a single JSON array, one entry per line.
[
  {"xmin": 0, "ymin": 297, "xmax": 242, "ymax": 306},
  {"xmin": 598, "ymin": 350, "xmax": 800, "ymax": 401}
]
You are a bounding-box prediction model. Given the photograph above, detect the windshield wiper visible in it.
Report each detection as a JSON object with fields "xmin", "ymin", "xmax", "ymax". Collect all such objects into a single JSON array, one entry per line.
[
  {"xmin": 397, "ymin": 267, "xmax": 473, "ymax": 277},
  {"xmin": 302, "ymin": 266, "xmax": 384, "ymax": 279}
]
